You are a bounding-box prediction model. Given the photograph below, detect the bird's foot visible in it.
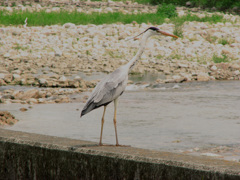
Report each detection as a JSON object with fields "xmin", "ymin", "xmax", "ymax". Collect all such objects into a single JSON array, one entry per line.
[{"xmin": 116, "ymin": 144, "xmax": 131, "ymax": 147}]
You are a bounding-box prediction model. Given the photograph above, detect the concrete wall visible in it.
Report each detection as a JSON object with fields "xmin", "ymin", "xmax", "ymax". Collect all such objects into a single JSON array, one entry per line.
[{"xmin": 0, "ymin": 129, "xmax": 240, "ymax": 179}]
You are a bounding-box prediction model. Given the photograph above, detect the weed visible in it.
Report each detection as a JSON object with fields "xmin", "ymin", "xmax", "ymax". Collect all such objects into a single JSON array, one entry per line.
[
  {"xmin": 218, "ymin": 38, "xmax": 235, "ymax": 45},
  {"xmin": 169, "ymin": 52, "xmax": 183, "ymax": 60},
  {"xmin": 204, "ymin": 34, "xmax": 218, "ymax": 43},
  {"xmin": 156, "ymin": 54, "xmax": 164, "ymax": 59},
  {"xmin": 173, "ymin": 22, "xmax": 184, "ymax": 38},
  {"xmin": 218, "ymin": 38, "xmax": 228, "ymax": 45},
  {"xmin": 212, "ymin": 54, "xmax": 229, "ymax": 63},
  {"xmin": 13, "ymin": 43, "xmax": 28, "ymax": 51},
  {"xmin": 148, "ymin": 0, "xmax": 240, "ymax": 10},
  {"xmin": 11, "ymin": 2, "xmax": 16, "ymax": 7},
  {"xmin": 86, "ymin": 50, "xmax": 91, "ymax": 56},
  {"xmin": 105, "ymin": 49, "xmax": 124, "ymax": 58},
  {"xmin": 157, "ymin": 3, "xmax": 177, "ymax": 18}
]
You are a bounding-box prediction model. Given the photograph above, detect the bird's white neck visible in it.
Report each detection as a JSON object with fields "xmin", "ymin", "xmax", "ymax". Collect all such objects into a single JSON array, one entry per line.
[{"xmin": 126, "ymin": 31, "xmax": 153, "ymax": 72}]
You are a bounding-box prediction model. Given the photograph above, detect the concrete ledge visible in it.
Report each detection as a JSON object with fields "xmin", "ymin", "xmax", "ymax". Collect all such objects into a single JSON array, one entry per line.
[{"xmin": 0, "ymin": 129, "xmax": 240, "ymax": 179}]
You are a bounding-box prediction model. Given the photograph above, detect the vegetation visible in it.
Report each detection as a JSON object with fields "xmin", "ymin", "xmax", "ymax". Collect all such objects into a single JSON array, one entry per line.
[
  {"xmin": 0, "ymin": 9, "xmax": 226, "ymax": 26},
  {"xmin": 150, "ymin": 0, "xmax": 240, "ymax": 10},
  {"xmin": 218, "ymin": 38, "xmax": 235, "ymax": 45},
  {"xmin": 157, "ymin": 3, "xmax": 178, "ymax": 18},
  {"xmin": 212, "ymin": 54, "xmax": 229, "ymax": 63}
]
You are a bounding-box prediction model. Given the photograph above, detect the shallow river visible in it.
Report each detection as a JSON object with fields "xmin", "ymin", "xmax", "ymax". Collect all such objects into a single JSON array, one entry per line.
[{"xmin": 1, "ymin": 81, "xmax": 240, "ymax": 161}]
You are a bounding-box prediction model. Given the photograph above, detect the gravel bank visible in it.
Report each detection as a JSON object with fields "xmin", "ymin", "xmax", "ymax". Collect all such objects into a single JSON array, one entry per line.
[{"xmin": 0, "ymin": 3, "xmax": 240, "ymax": 104}]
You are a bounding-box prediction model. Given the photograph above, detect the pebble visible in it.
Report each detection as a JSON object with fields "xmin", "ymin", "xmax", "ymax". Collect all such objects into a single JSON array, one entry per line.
[{"xmin": 20, "ymin": 107, "xmax": 28, "ymax": 112}]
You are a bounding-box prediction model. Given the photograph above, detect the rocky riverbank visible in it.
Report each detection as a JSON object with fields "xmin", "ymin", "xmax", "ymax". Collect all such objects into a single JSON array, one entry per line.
[{"xmin": 0, "ymin": 2, "xmax": 240, "ymax": 105}]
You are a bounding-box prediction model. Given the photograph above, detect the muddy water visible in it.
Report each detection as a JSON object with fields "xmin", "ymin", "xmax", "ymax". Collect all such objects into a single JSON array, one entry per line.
[{"xmin": 1, "ymin": 81, "xmax": 240, "ymax": 161}]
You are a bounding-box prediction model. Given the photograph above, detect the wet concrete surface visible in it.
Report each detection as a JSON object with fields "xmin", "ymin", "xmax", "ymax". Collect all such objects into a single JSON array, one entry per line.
[{"xmin": 1, "ymin": 80, "xmax": 240, "ymax": 162}]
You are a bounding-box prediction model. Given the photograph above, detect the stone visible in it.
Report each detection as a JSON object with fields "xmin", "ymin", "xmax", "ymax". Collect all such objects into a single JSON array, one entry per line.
[
  {"xmin": 38, "ymin": 98, "xmax": 45, "ymax": 103},
  {"xmin": 68, "ymin": 80, "xmax": 80, "ymax": 88},
  {"xmin": 0, "ymin": 73, "xmax": 5, "ymax": 79},
  {"xmin": 210, "ymin": 65, "xmax": 217, "ymax": 71},
  {"xmin": 59, "ymin": 75, "xmax": 67, "ymax": 81},
  {"xmin": 55, "ymin": 96, "xmax": 70, "ymax": 103},
  {"xmin": 12, "ymin": 30, "xmax": 21, "ymax": 36},
  {"xmin": 27, "ymin": 98, "xmax": 38, "ymax": 104},
  {"xmin": 20, "ymin": 108, "xmax": 28, "ymax": 112},
  {"xmin": 3, "ymin": 74, "xmax": 13, "ymax": 83},
  {"xmin": 4, "ymin": 53, "xmax": 10, "ymax": 58},
  {"xmin": 105, "ymin": 7, "xmax": 113, "ymax": 13},
  {"xmin": 234, "ymin": 70, "xmax": 239, "ymax": 76},
  {"xmin": 63, "ymin": 23, "xmax": 76, "ymax": 29},
  {"xmin": 186, "ymin": 1, "xmax": 192, "ymax": 7},
  {"xmin": 235, "ymin": 37, "xmax": 240, "ymax": 43},
  {"xmin": 230, "ymin": 64, "xmax": 240, "ymax": 70},
  {"xmin": 178, "ymin": 63, "xmax": 188, "ymax": 68},
  {"xmin": 172, "ymin": 84, "xmax": 180, "ymax": 89},
  {"xmin": 55, "ymin": 49, "xmax": 62, "ymax": 57},
  {"xmin": 0, "ymin": 79, "xmax": 6, "ymax": 86},
  {"xmin": 173, "ymin": 75, "xmax": 186, "ymax": 83},
  {"xmin": 38, "ymin": 78, "xmax": 48, "ymax": 86},
  {"xmin": 13, "ymin": 74, "xmax": 21, "ymax": 79},
  {"xmin": 197, "ymin": 72, "xmax": 210, "ymax": 82},
  {"xmin": 12, "ymin": 70, "xmax": 21, "ymax": 74},
  {"xmin": 11, "ymin": 100, "xmax": 22, "ymax": 103},
  {"xmin": 18, "ymin": 89, "xmax": 39, "ymax": 100}
]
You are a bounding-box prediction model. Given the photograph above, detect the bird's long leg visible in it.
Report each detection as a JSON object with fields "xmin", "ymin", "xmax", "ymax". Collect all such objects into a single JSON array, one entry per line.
[
  {"xmin": 113, "ymin": 98, "xmax": 119, "ymax": 146},
  {"xmin": 99, "ymin": 105, "xmax": 107, "ymax": 146}
]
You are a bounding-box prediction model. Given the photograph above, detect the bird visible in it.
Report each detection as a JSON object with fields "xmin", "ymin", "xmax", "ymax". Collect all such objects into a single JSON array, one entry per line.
[{"xmin": 80, "ymin": 27, "xmax": 178, "ymax": 146}]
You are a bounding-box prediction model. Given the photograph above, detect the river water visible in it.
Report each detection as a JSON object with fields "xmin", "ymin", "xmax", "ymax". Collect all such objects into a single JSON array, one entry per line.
[{"xmin": 1, "ymin": 80, "xmax": 240, "ymax": 161}]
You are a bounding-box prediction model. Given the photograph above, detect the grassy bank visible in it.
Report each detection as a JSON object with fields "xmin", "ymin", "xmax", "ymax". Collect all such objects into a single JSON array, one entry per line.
[{"xmin": 0, "ymin": 10, "xmax": 226, "ymax": 26}]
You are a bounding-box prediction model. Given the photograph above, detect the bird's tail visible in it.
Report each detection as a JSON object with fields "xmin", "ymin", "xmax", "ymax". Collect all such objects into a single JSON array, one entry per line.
[{"xmin": 80, "ymin": 101, "xmax": 96, "ymax": 118}]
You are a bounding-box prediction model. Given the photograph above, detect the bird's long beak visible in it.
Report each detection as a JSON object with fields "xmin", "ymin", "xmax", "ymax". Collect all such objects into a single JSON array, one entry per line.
[{"xmin": 158, "ymin": 30, "xmax": 178, "ymax": 38}]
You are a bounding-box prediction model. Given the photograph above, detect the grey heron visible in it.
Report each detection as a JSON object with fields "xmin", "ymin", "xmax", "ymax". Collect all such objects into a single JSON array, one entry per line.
[{"xmin": 81, "ymin": 27, "xmax": 178, "ymax": 146}]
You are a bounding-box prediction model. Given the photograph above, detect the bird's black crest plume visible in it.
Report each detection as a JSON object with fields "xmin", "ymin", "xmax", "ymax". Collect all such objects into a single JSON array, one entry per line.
[
  {"xmin": 148, "ymin": 27, "xmax": 159, "ymax": 31},
  {"xmin": 126, "ymin": 27, "xmax": 160, "ymax": 41}
]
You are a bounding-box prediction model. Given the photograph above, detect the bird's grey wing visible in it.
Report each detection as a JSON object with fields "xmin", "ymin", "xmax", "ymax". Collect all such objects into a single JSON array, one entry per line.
[
  {"xmin": 95, "ymin": 80, "xmax": 126, "ymax": 105},
  {"xmin": 93, "ymin": 68, "xmax": 128, "ymax": 105},
  {"xmin": 81, "ymin": 68, "xmax": 127, "ymax": 117}
]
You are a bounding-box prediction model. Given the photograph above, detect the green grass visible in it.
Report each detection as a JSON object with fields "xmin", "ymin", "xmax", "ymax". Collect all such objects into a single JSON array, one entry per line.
[
  {"xmin": 0, "ymin": 10, "xmax": 226, "ymax": 27},
  {"xmin": 172, "ymin": 13, "xmax": 226, "ymax": 24},
  {"xmin": 157, "ymin": 3, "xmax": 178, "ymax": 18},
  {"xmin": 0, "ymin": 10, "xmax": 168, "ymax": 26}
]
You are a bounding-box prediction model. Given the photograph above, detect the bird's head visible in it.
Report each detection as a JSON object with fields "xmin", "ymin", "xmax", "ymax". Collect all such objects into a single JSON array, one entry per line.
[{"xmin": 127, "ymin": 27, "xmax": 178, "ymax": 41}]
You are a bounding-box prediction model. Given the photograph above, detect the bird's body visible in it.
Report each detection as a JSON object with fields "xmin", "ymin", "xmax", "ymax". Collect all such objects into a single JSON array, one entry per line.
[
  {"xmin": 81, "ymin": 27, "xmax": 178, "ymax": 146},
  {"xmin": 81, "ymin": 65, "xmax": 128, "ymax": 116}
]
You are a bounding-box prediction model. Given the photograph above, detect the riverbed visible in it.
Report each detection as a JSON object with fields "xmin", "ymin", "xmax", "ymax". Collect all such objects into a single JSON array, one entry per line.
[{"xmin": 1, "ymin": 80, "xmax": 240, "ymax": 162}]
